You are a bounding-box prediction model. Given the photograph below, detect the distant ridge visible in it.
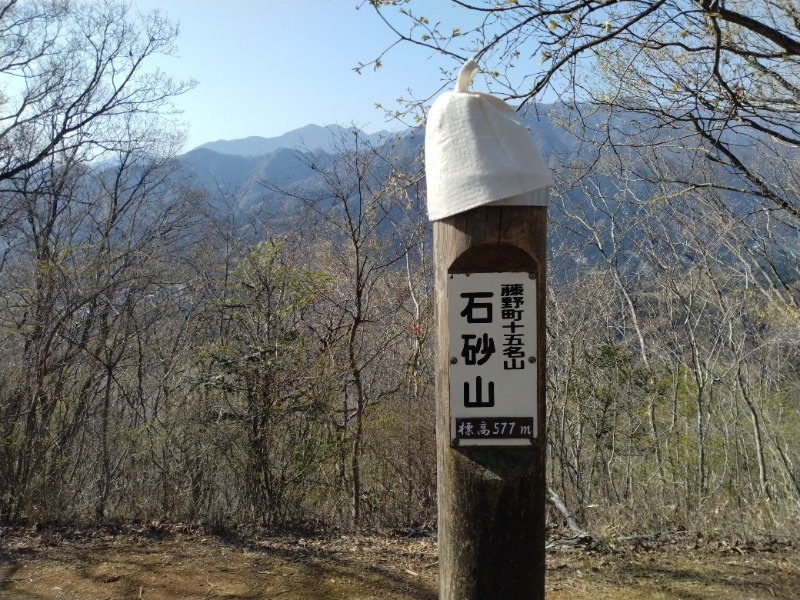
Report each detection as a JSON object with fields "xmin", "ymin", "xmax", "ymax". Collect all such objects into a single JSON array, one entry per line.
[{"xmin": 194, "ymin": 124, "xmax": 393, "ymax": 157}]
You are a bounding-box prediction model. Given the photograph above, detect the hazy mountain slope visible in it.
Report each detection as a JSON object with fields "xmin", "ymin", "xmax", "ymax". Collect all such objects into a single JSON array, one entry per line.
[
  {"xmin": 179, "ymin": 111, "xmax": 798, "ymax": 285},
  {"xmin": 195, "ymin": 124, "xmax": 392, "ymax": 157}
]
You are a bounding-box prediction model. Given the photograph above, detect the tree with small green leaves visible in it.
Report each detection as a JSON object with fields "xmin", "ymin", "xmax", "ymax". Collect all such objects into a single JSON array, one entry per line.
[{"xmin": 368, "ymin": 0, "xmax": 800, "ymax": 226}]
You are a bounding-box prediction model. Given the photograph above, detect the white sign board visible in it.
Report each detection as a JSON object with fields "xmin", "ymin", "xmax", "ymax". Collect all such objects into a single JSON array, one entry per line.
[{"xmin": 448, "ymin": 272, "xmax": 537, "ymax": 446}]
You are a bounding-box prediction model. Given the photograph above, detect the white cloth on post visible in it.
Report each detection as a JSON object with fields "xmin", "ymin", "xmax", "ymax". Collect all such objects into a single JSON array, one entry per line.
[{"xmin": 425, "ymin": 59, "xmax": 553, "ymax": 221}]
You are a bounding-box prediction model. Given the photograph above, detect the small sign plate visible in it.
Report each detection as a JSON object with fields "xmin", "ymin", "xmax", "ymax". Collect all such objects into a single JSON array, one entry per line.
[{"xmin": 448, "ymin": 272, "xmax": 537, "ymax": 446}]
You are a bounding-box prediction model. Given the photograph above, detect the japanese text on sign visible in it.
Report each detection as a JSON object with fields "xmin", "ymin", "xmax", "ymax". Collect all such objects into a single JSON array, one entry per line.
[{"xmin": 448, "ymin": 272, "xmax": 538, "ymax": 446}]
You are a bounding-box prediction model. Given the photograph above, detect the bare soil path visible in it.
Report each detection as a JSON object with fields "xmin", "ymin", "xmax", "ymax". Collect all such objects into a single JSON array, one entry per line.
[{"xmin": 1, "ymin": 526, "xmax": 796, "ymax": 599}]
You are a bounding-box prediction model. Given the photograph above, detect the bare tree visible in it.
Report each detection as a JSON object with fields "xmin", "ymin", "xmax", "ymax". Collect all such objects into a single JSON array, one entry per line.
[
  {"xmin": 367, "ymin": 0, "xmax": 800, "ymax": 226},
  {"xmin": 262, "ymin": 129, "xmax": 427, "ymax": 526},
  {"xmin": 0, "ymin": 0, "xmax": 193, "ymax": 184},
  {"xmin": 0, "ymin": 0, "xmax": 194, "ymax": 522}
]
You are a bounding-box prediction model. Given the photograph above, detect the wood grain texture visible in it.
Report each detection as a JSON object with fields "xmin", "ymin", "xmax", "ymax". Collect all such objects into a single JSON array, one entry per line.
[{"xmin": 434, "ymin": 205, "xmax": 547, "ymax": 600}]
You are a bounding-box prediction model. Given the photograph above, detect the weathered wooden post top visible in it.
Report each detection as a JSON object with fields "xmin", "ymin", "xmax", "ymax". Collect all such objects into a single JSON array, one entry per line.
[{"xmin": 425, "ymin": 59, "xmax": 553, "ymax": 600}]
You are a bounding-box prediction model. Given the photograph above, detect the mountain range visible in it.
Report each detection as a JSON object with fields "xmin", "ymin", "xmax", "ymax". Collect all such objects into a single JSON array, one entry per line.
[
  {"xmin": 177, "ymin": 109, "xmax": 797, "ymax": 283},
  {"xmin": 180, "ymin": 124, "xmax": 422, "ymax": 214},
  {"xmin": 178, "ymin": 110, "xmax": 583, "ymax": 214},
  {"xmin": 195, "ymin": 124, "xmax": 393, "ymax": 157}
]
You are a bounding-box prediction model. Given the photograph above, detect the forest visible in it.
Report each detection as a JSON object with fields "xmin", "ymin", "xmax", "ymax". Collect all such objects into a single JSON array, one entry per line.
[{"xmin": 0, "ymin": 0, "xmax": 798, "ymax": 544}]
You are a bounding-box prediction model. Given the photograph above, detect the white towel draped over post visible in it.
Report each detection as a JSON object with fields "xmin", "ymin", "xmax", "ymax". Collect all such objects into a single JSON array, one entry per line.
[{"xmin": 425, "ymin": 59, "xmax": 553, "ymax": 221}]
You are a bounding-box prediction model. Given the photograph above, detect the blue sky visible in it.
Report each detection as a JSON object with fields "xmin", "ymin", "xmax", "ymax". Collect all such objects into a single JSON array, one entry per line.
[{"xmin": 136, "ymin": 0, "xmax": 465, "ymax": 151}]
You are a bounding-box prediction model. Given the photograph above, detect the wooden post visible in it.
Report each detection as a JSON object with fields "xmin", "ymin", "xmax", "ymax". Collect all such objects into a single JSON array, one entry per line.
[{"xmin": 435, "ymin": 203, "xmax": 547, "ymax": 599}]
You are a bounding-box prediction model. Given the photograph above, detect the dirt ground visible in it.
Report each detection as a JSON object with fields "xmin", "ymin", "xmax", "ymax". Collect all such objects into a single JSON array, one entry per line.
[{"xmin": 0, "ymin": 525, "xmax": 797, "ymax": 599}]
